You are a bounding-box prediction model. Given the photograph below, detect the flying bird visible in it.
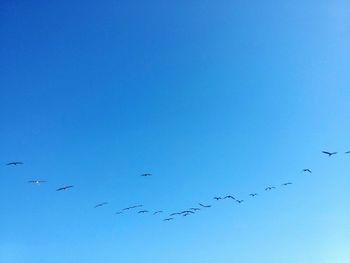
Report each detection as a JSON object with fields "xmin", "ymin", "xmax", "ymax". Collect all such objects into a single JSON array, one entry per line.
[
  {"xmin": 138, "ymin": 210, "xmax": 149, "ymax": 213},
  {"xmin": 141, "ymin": 173, "xmax": 152, "ymax": 177},
  {"xmin": 265, "ymin": 186, "xmax": 276, "ymax": 191},
  {"xmin": 170, "ymin": 212, "xmax": 181, "ymax": 216},
  {"xmin": 199, "ymin": 203, "xmax": 211, "ymax": 208},
  {"xmin": 224, "ymin": 195, "xmax": 235, "ymax": 200},
  {"xmin": 6, "ymin": 161, "xmax": 23, "ymax": 166},
  {"xmin": 282, "ymin": 182, "xmax": 292, "ymax": 186},
  {"xmin": 236, "ymin": 199, "xmax": 244, "ymax": 203},
  {"xmin": 56, "ymin": 185, "xmax": 74, "ymax": 191},
  {"xmin": 180, "ymin": 210, "xmax": 194, "ymax": 214},
  {"xmin": 249, "ymin": 193, "xmax": 258, "ymax": 197},
  {"xmin": 28, "ymin": 180, "xmax": 47, "ymax": 185},
  {"xmin": 322, "ymin": 151, "xmax": 337, "ymax": 157},
  {"xmin": 345, "ymin": 151, "xmax": 350, "ymax": 154},
  {"xmin": 163, "ymin": 218, "xmax": 174, "ymax": 221},
  {"xmin": 153, "ymin": 211, "xmax": 163, "ymax": 215},
  {"xmin": 213, "ymin": 197, "xmax": 222, "ymax": 200},
  {"xmin": 302, "ymin": 169, "xmax": 312, "ymax": 173},
  {"xmin": 94, "ymin": 202, "xmax": 108, "ymax": 208},
  {"xmin": 190, "ymin": 208, "xmax": 200, "ymax": 211}
]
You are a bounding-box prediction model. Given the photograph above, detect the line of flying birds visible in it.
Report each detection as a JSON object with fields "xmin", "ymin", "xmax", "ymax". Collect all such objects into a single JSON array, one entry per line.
[{"xmin": 5, "ymin": 150, "xmax": 347, "ymax": 221}]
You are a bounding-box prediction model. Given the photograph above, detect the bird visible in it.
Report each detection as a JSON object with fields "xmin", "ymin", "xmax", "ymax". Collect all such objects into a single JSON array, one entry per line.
[
  {"xmin": 265, "ymin": 186, "xmax": 276, "ymax": 191},
  {"xmin": 6, "ymin": 161, "xmax": 23, "ymax": 166},
  {"xmin": 236, "ymin": 199, "xmax": 244, "ymax": 204},
  {"xmin": 249, "ymin": 193, "xmax": 258, "ymax": 197},
  {"xmin": 213, "ymin": 197, "xmax": 222, "ymax": 200},
  {"xmin": 122, "ymin": 207, "xmax": 131, "ymax": 211},
  {"xmin": 180, "ymin": 210, "xmax": 194, "ymax": 214},
  {"xmin": 163, "ymin": 218, "xmax": 174, "ymax": 221},
  {"xmin": 28, "ymin": 180, "xmax": 47, "ymax": 185},
  {"xmin": 138, "ymin": 210, "xmax": 149, "ymax": 213},
  {"xmin": 153, "ymin": 211, "xmax": 163, "ymax": 215},
  {"xmin": 224, "ymin": 195, "xmax": 235, "ymax": 200},
  {"xmin": 56, "ymin": 185, "xmax": 74, "ymax": 191},
  {"xmin": 282, "ymin": 182, "xmax": 292, "ymax": 186},
  {"xmin": 190, "ymin": 208, "xmax": 200, "ymax": 211},
  {"xmin": 199, "ymin": 203, "xmax": 211, "ymax": 208},
  {"xmin": 129, "ymin": 205, "xmax": 143, "ymax": 209},
  {"xmin": 345, "ymin": 151, "xmax": 350, "ymax": 154},
  {"xmin": 94, "ymin": 202, "xmax": 108, "ymax": 208},
  {"xmin": 141, "ymin": 173, "xmax": 152, "ymax": 177},
  {"xmin": 183, "ymin": 213, "xmax": 191, "ymax": 217},
  {"xmin": 322, "ymin": 151, "xmax": 337, "ymax": 157},
  {"xmin": 302, "ymin": 169, "xmax": 312, "ymax": 173},
  {"xmin": 170, "ymin": 212, "xmax": 181, "ymax": 216}
]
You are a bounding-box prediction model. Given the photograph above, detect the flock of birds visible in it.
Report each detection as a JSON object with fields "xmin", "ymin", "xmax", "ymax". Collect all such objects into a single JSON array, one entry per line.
[{"xmin": 6, "ymin": 150, "xmax": 348, "ymax": 222}]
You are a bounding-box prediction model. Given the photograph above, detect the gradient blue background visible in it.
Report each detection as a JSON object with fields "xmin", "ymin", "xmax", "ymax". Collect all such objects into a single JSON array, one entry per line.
[{"xmin": 1, "ymin": 1, "xmax": 350, "ymax": 262}]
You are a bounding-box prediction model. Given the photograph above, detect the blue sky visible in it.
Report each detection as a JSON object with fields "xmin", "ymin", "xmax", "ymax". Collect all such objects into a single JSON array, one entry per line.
[{"xmin": 1, "ymin": 1, "xmax": 350, "ymax": 262}]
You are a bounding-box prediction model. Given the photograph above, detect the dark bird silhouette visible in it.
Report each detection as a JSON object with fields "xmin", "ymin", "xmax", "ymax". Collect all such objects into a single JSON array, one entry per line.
[
  {"xmin": 213, "ymin": 197, "xmax": 222, "ymax": 200},
  {"xmin": 199, "ymin": 203, "xmax": 211, "ymax": 208},
  {"xmin": 153, "ymin": 211, "xmax": 163, "ymax": 215},
  {"xmin": 56, "ymin": 185, "xmax": 74, "ymax": 191},
  {"xmin": 249, "ymin": 193, "xmax": 258, "ymax": 197},
  {"xmin": 6, "ymin": 161, "xmax": 23, "ymax": 166},
  {"xmin": 180, "ymin": 210, "xmax": 194, "ymax": 214},
  {"xmin": 183, "ymin": 213, "xmax": 191, "ymax": 217},
  {"xmin": 265, "ymin": 186, "xmax": 276, "ymax": 191},
  {"xmin": 224, "ymin": 195, "xmax": 235, "ymax": 200},
  {"xmin": 94, "ymin": 202, "xmax": 108, "ymax": 208},
  {"xmin": 302, "ymin": 169, "xmax": 312, "ymax": 173},
  {"xmin": 345, "ymin": 151, "xmax": 350, "ymax": 154},
  {"xmin": 322, "ymin": 151, "xmax": 337, "ymax": 157},
  {"xmin": 190, "ymin": 208, "xmax": 200, "ymax": 211},
  {"xmin": 141, "ymin": 173, "xmax": 152, "ymax": 177},
  {"xmin": 163, "ymin": 218, "xmax": 174, "ymax": 221},
  {"xmin": 236, "ymin": 199, "xmax": 244, "ymax": 203},
  {"xmin": 170, "ymin": 212, "xmax": 181, "ymax": 216},
  {"xmin": 28, "ymin": 180, "xmax": 47, "ymax": 185},
  {"xmin": 282, "ymin": 182, "xmax": 292, "ymax": 186},
  {"xmin": 138, "ymin": 210, "xmax": 149, "ymax": 213}
]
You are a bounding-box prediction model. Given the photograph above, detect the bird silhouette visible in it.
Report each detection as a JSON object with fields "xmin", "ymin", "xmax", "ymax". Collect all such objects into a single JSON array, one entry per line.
[
  {"xmin": 190, "ymin": 208, "xmax": 200, "ymax": 211},
  {"xmin": 170, "ymin": 212, "xmax": 181, "ymax": 216},
  {"xmin": 322, "ymin": 151, "xmax": 337, "ymax": 156},
  {"xmin": 213, "ymin": 197, "xmax": 222, "ymax": 200},
  {"xmin": 163, "ymin": 218, "xmax": 174, "ymax": 221},
  {"xmin": 282, "ymin": 182, "xmax": 292, "ymax": 186},
  {"xmin": 249, "ymin": 193, "xmax": 258, "ymax": 197},
  {"xmin": 94, "ymin": 202, "xmax": 108, "ymax": 208},
  {"xmin": 180, "ymin": 210, "xmax": 194, "ymax": 214},
  {"xmin": 138, "ymin": 210, "xmax": 149, "ymax": 213},
  {"xmin": 153, "ymin": 211, "xmax": 163, "ymax": 215},
  {"xmin": 141, "ymin": 173, "xmax": 152, "ymax": 177},
  {"xmin": 302, "ymin": 169, "xmax": 312, "ymax": 173},
  {"xmin": 199, "ymin": 203, "xmax": 211, "ymax": 208},
  {"xmin": 28, "ymin": 180, "xmax": 47, "ymax": 185},
  {"xmin": 265, "ymin": 186, "xmax": 276, "ymax": 191},
  {"xmin": 56, "ymin": 185, "xmax": 74, "ymax": 191},
  {"xmin": 6, "ymin": 161, "xmax": 23, "ymax": 166},
  {"xmin": 224, "ymin": 195, "xmax": 235, "ymax": 200},
  {"xmin": 236, "ymin": 199, "xmax": 244, "ymax": 203},
  {"xmin": 345, "ymin": 151, "xmax": 350, "ymax": 154}
]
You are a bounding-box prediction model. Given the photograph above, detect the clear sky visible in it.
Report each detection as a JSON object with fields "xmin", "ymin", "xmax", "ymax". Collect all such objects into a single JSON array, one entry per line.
[{"xmin": 1, "ymin": 1, "xmax": 350, "ymax": 262}]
